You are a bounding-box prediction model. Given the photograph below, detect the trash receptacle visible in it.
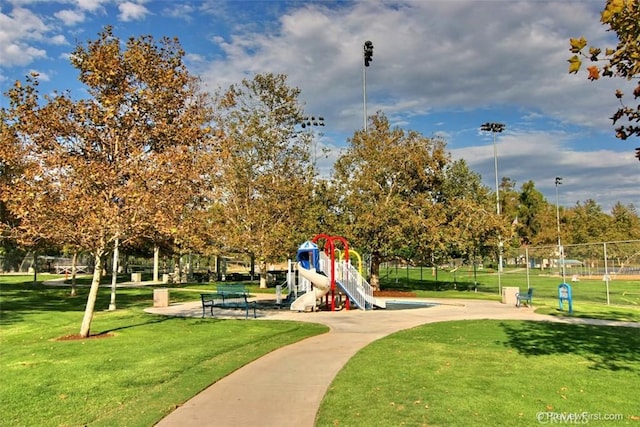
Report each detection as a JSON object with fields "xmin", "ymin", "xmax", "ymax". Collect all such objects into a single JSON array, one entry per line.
[
  {"xmin": 131, "ymin": 272, "xmax": 142, "ymax": 282},
  {"xmin": 153, "ymin": 288, "xmax": 169, "ymax": 308},
  {"xmin": 502, "ymin": 287, "xmax": 519, "ymax": 305}
]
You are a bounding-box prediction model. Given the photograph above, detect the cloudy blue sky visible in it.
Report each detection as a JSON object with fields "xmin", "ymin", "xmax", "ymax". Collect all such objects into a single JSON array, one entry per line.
[{"xmin": 1, "ymin": 0, "xmax": 638, "ymax": 212}]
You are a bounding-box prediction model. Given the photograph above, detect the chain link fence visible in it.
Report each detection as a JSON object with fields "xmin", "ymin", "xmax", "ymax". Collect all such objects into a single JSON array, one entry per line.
[
  {"xmin": 508, "ymin": 240, "xmax": 640, "ymax": 280},
  {"xmin": 506, "ymin": 239, "xmax": 640, "ymax": 305},
  {"xmin": 374, "ymin": 240, "xmax": 639, "ymax": 306}
]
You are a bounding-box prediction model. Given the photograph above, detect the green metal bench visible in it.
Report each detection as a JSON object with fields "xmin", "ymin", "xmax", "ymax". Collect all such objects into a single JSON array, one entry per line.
[
  {"xmin": 516, "ymin": 288, "xmax": 534, "ymax": 307},
  {"xmin": 201, "ymin": 285, "xmax": 256, "ymax": 319}
]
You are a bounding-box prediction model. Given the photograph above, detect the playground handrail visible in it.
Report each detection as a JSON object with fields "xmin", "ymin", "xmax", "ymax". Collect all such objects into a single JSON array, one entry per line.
[
  {"xmin": 337, "ymin": 259, "xmax": 374, "ymax": 310},
  {"xmin": 318, "ymin": 251, "xmax": 366, "ymax": 309}
]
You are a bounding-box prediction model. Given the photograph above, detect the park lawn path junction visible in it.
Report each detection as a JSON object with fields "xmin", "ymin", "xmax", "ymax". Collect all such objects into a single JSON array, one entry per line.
[{"xmin": 146, "ymin": 293, "xmax": 639, "ymax": 427}]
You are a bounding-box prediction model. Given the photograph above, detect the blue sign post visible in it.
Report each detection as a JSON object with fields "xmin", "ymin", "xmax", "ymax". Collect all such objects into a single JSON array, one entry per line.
[{"xmin": 558, "ymin": 283, "xmax": 573, "ymax": 314}]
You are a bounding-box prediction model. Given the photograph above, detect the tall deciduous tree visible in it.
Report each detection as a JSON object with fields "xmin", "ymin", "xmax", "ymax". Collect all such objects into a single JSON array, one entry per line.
[
  {"xmin": 516, "ymin": 180, "xmax": 547, "ymax": 245},
  {"xmin": 1, "ymin": 27, "xmax": 214, "ymax": 337},
  {"xmin": 332, "ymin": 113, "xmax": 450, "ymax": 290},
  {"xmin": 211, "ymin": 73, "xmax": 315, "ymax": 288},
  {"xmin": 569, "ymin": 0, "xmax": 640, "ymax": 158},
  {"xmin": 0, "ymin": 118, "xmax": 29, "ymax": 272},
  {"xmin": 607, "ymin": 202, "xmax": 640, "ymax": 241},
  {"xmin": 437, "ymin": 160, "xmax": 504, "ymax": 268},
  {"xmin": 567, "ymin": 199, "xmax": 609, "ymax": 244},
  {"xmin": 499, "ymin": 177, "xmax": 519, "ymax": 225}
]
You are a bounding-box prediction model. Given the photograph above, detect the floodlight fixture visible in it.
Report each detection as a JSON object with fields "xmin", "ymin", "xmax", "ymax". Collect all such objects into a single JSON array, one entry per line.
[{"xmin": 364, "ymin": 40, "xmax": 374, "ymax": 67}]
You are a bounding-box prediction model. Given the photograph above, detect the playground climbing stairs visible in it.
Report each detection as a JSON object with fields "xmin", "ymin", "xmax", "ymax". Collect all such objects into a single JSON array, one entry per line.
[{"xmin": 330, "ymin": 254, "xmax": 382, "ymax": 310}]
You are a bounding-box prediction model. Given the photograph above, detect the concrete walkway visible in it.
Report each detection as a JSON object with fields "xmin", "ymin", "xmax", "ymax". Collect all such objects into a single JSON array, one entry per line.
[{"xmin": 146, "ymin": 296, "xmax": 639, "ymax": 427}]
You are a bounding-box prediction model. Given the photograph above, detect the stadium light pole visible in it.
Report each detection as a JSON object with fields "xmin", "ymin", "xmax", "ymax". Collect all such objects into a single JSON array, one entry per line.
[
  {"xmin": 363, "ymin": 40, "xmax": 373, "ymax": 131},
  {"xmin": 555, "ymin": 176, "xmax": 566, "ymax": 283},
  {"xmin": 481, "ymin": 122, "xmax": 506, "ymax": 295},
  {"xmin": 301, "ymin": 116, "xmax": 325, "ymax": 167}
]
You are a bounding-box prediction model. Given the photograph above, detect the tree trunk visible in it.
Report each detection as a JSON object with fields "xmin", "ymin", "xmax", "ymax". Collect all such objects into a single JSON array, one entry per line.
[
  {"xmin": 186, "ymin": 253, "xmax": 193, "ymax": 282},
  {"xmin": 259, "ymin": 258, "xmax": 268, "ymax": 289},
  {"xmin": 32, "ymin": 251, "xmax": 38, "ymax": 285},
  {"xmin": 153, "ymin": 245, "xmax": 159, "ymax": 282},
  {"xmin": 70, "ymin": 250, "xmax": 78, "ymax": 297},
  {"xmin": 369, "ymin": 252, "xmax": 381, "ymax": 291},
  {"xmin": 79, "ymin": 247, "xmax": 105, "ymax": 338},
  {"xmin": 109, "ymin": 238, "xmax": 119, "ymax": 311}
]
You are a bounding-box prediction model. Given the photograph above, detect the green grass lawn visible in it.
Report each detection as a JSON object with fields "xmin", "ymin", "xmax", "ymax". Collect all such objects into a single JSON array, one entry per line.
[
  {"xmin": 3, "ymin": 273, "xmax": 638, "ymax": 426},
  {"xmin": 317, "ymin": 319, "xmax": 640, "ymax": 427},
  {"xmin": 0, "ymin": 275, "xmax": 328, "ymax": 427}
]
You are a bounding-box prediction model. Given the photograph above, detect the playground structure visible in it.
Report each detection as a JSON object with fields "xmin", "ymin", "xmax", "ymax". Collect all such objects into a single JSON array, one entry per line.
[{"xmin": 288, "ymin": 234, "xmax": 384, "ymax": 311}]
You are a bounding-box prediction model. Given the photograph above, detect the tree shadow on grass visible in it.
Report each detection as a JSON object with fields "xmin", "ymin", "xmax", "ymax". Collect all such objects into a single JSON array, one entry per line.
[
  {"xmin": 97, "ymin": 315, "xmax": 225, "ymax": 334},
  {"xmin": 98, "ymin": 315, "xmax": 174, "ymax": 334},
  {"xmin": 0, "ymin": 282, "xmax": 159, "ymax": 327},
  {"xmin": 53, "ymin": 315, "xmax": 206, "ymax": 340},
  {"xmin": 500, "ymin": 321, "xmax": 640, "ymax": 372}
]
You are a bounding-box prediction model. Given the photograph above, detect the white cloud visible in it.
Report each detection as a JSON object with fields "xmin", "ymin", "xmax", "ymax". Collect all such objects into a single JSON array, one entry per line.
[
  {"xmin": 163, "ymin": 3, "xmax": 195, "ymax": 21},
  {"xmin": 55, "ymin": 9, "xmax": 86, "ymax": 26},
  {"xmin": 49, "ymin": 34, "xmax": 68, "ymax": 46},
  {"xmin": 76, "ymin": 0, "xmax": 104, "ymax": 13},
  {"xmin": 0, "ymin": 7, "xmax": 49, "ymax": 66},
  {"xmin": 118, "ymin": 2, "xmax": 150, "ymax": 22},
  {"xmin": 184, "ymin": 53, "xmax": 206, "ymax": 64},
  {"xmin": 1, "ymin": 43, "xmax": 46, "ymax": 67}
]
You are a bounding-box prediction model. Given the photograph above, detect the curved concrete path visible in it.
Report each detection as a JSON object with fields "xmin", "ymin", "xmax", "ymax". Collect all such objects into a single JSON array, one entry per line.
[{"xmin": 147, "ymin": 297, "xmax": 638, "ymax": 427}]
